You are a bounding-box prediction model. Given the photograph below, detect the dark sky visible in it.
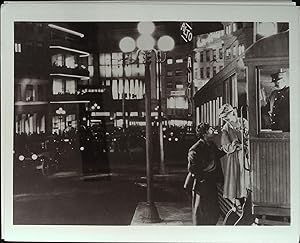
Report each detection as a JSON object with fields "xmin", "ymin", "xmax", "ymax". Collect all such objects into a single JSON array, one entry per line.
[{"xmin": 63, "ymin": 22, "xmax": 223, "ymax": 51}]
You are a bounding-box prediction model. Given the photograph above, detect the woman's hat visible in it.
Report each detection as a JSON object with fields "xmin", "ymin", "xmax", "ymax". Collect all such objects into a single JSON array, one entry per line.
[{"xmin": 219, "ymin": 103, "xmax": 234, "ymax": 119}]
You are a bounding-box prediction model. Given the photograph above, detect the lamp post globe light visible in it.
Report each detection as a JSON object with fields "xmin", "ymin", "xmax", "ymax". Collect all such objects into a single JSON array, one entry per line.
[{"xmin": 119, "ymin": 22, "xmax": 174, "ymax": 223}]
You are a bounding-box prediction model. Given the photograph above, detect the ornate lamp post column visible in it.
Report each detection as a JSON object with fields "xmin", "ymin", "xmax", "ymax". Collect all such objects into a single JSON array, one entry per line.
[{"xmin": 119, "ymin": 22, "xmax": 174, "ymax": 223}]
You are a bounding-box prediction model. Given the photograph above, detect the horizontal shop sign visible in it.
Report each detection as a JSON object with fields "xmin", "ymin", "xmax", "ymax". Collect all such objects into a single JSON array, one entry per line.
[
  {"xmin": 91, "ymin": 112, "xmax": 110, "ymax": 117},
  {"xmin": 170, "ymin": 90, "xmax": 186, "ymax": 96},
  {"xmin": 50, "ymin": 100, "xmax": 90, "ymax": 104}
]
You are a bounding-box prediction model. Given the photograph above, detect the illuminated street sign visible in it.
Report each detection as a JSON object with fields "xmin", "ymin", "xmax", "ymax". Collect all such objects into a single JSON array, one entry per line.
[{"xmin": 180, "ymin": 22, "xmax": 193, "ymax": 42}]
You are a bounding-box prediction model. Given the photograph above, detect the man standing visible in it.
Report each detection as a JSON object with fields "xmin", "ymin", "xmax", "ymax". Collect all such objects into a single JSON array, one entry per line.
[
  {"xmin": 268, "ymin": 69, "xmax": 290, "ymax": 132},
  {"xmin": 187, "ymin": 123, "xmax": 224, "ymax": 225}
]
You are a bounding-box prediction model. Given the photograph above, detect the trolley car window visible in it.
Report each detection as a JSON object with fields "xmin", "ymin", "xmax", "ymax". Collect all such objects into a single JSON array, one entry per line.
[{"xmin": 258, "ymin": 66, "xmax": 289, "ymax": 132}]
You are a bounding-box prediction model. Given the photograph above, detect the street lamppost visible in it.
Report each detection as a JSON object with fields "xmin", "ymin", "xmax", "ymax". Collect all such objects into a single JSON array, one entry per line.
[
  {"xmin": 119, "ymin": 22, "xmax": 174, "ymax": 223},
  {"xmin": 56, "ymin": 107, "xmax": 66, "ymax": 134}
]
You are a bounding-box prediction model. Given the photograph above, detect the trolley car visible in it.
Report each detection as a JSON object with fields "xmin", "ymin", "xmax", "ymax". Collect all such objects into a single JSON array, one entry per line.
[{"xmin": 193, "ymin": 30, "xmax": 290, "ymax": 225}]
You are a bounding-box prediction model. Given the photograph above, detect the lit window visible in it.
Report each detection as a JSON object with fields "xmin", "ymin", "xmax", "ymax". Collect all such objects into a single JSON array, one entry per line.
[
  {"xmin": 238, "ymin": 44, "xmax": 245, "ymax": 55},
  {"xmin": 88, "ymin": 66, "xmax": 94, "ymax": 77},
  {"xmin": 52, "ymin": 54, "xmax": 64, "ymax": 67},
  {"xmin": 25, "ymin": 85, "xmax": 35, "ymax": 101},
  {"xmin": 53, "ymin": 78, "xmax": 64, "ymax": 95},
  {"xmin": 176, "ymin": 84, "xmax": 184, "ymax": 89},
  {"xmin": 66, "ymin": 114, "xmax": 77, "ymax": 129},
  {"xmin": 65, "ymin": 80, "xmax": 76, "ymax": 94},
  {"xmin": 99, "ymin": 54, "xmax": 106, "ymax": 65},
  {"xmin": 14, "ymin": 43, "xmax": 22, "ymax": 53},
  {"xmin": 175, "ymin": 58, "xmax": 183, "ymax": 63},
  {"xmin": 65, "ymin": 54, "xmax": 76, "ymax": 68},
  {"xmin": 233, "ymin": 23, "xmax": 237, "ymax": 32},
  {"xmin": 167, "ymin": 58, "xmax": 173, "ymax": 64},
  {"xmin": 167, "ymin": 71, "xmax": 173, "ymax": 77},
  {"xmin": 233, "ymin": 46, "xmax": 237, "ymax": 58}
]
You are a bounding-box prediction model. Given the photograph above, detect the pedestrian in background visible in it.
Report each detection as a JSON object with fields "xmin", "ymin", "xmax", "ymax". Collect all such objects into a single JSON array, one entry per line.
[
  {"xmin": 186, "ymin": 122, "xmax": 224, "ymax": 225},
  {"xmin": 219, "ymin": 103, "xmax": 250, "ymax": 211}
]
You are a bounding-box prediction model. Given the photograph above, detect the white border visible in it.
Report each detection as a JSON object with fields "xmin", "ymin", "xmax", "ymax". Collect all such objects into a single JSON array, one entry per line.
[{"xmin": 1, "ymin": 2, "xmax": 299, "ymax": 242}]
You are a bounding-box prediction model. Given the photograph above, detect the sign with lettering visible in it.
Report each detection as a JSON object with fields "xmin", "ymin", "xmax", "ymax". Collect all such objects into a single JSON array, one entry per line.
[
  {"xmin": 187, "ymin": 55, "xmax": 192, "ymax": 84},
  {"xmin": 180, "ymin": 22, "xmax": 193, "ymax": 42},
  {"xmin": 170, "ymin": 90, "xmax": 186, "ymax": 96}
]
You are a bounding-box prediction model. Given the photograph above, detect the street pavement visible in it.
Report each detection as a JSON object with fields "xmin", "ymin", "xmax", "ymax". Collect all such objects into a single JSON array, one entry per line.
[{"xmin": 13, "ymin": 155, "xmax": 193, "ymax": 225}]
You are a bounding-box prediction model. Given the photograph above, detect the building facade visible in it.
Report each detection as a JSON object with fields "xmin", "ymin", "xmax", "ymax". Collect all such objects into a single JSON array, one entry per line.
[
  {"xmin": 161, "ymin": 44, "xmax": 193, "ymax": 127},
  {"xmin": 14, "ymin": 22, "xmax": 91, "ymax": 135},
  {"xmin": 14, "ymin": 22, "xmax": 50, "ymax": 135},
  {"xmin": 193, "ymin": 30, "xmax": 225, "ymax": 90}
]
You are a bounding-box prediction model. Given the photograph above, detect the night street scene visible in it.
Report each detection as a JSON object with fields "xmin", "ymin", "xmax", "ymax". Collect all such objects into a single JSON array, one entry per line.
[{"xmin": 13, "ymin": 21, "xmax": 290, "ymax": 226}]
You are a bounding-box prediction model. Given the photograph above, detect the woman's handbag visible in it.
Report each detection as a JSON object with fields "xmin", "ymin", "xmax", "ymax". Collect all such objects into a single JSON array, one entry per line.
[{"xmin": 183, "ymin": 172, "xmax": 195, "ymax": 191}]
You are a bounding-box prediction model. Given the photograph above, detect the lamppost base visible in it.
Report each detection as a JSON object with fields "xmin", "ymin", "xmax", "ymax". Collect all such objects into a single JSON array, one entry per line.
[{"xmin": 141, "ymin": 202, "xmax": 162, "ymax": 223}]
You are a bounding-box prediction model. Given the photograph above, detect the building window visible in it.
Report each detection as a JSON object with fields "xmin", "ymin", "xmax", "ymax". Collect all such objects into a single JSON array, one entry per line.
[
  {"xmin": 53, "ymin": 78, "xmax": 64, "ymax": 95},
  {"xmin": 200, "ymin": 68, "xmax": 204, "ymax": 79},
  {"xmin": 233, "ymin": 45, "xmax": 237, "ymax": 58},
  {"xmin": 219, "ymin": 48, "xmax": 223, "ymax": 59},
  {"xmin": 167, "ymin": 97, "xmax": 188, "ymax": 109},
  {"xmin": 175, "ymin": 58, "xmax": 183, "ymax": 63},
  {"xmin": 176, "ymin": 84, "xmax": 184, "ymax": 89},
  {"xmin": 66, "ymin": 114, "xmax": 77, "ymax": 129},
  {"xmin": 206, "ymin": 50, "xmax": 210, "ymax": 62},
  {"xmin": 206, "ymin": 67, "xmax": 210, "ymax": 78},
  {"xmin": 25, "ymin": 85, "xmax": 35, "ymax": 101},
  {"xmin": 213, "ymin": 49, "xmax": 217, "ymax": 60},
  {"xmin": 52, "ymin": 54, "xmax": 64, "ymax": 67},
  {"xmin": 167, "ymin": 71, "xmax": 173, "ymax": 77},
  {"xmin": 167, "ymin": 82, "xmax": 173, "ymax": 89},
  {"xmin": 258, "ymin": 66, "xmax": 289, "ymax": 132},
  {"xmin": 226, "ymin": 48, "xmax": 231, "ymax": 59},
  {"xmin": 175, "ymin": 70, "xmax": 184, "ymax": 76},
  {"xmin": 219, "ymin": 65, "xmax": 223, "ymax": 72},
  {"xmin": 65, "ymin": 80, "xmax": 76, "ymax": 94},
  {"xmin": 200, "ymin": 52, "xmax": 204, "ymax": 62},
  {"xmin": 14, "ymin": 43, "xmax": 22, "ymax": 53},
  {"xmin": 233, "ymin": 23, "xmax": 237, "ymax": 32},
  {"xmin": 65, "ymin": 54, "xmax": 76, "ymax": 68},
  {"xmin": 238, "ymin": 44, "xmax": 245, "ymax": 55},
  {"xmin": 213, "ymin": 66, "xmax": 217, "ymax": 76},
  {"xmin": 167, "ymin": 58, "xmax": 173, "ymax": 64}
]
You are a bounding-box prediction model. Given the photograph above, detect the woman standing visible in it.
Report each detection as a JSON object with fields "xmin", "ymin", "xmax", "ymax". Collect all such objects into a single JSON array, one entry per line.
[{"xmin": 219, "ymin": 104, "xmax": 250, "ymax": 210}]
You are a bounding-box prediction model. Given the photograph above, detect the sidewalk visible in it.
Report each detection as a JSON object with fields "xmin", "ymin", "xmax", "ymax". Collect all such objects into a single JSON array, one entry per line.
[
  {"xmin": 131, "ymin": 202, "xmax": 192, "ymax": 225},
  {"xmin": 131, "ymin": 202, "xmax": 224, "ymax": 225}
]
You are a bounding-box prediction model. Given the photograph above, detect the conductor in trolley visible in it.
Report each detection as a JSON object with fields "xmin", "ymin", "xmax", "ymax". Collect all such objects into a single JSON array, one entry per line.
[
  {"xmin": 219, "ymin": 104, "xmax": 250, "ymax": 211},
  {"xmin": 267, "ymin": 69, "xmax": 290, "ymax": 132},
  {"xmin": 186, "ymin": 123, "xmax": 224, "ymax": 225}
]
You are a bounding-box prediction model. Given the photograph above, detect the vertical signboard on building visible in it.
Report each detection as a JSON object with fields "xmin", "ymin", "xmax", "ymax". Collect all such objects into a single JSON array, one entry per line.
[{"xmin": 180, "ymin": 22, "xmax": 193, "ymax": 43}]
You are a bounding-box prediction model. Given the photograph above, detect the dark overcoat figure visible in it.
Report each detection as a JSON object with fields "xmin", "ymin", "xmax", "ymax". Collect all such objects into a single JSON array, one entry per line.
[{"xmin": 187, "ymin": 123, "xmax": 224, "ymax": 225}]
